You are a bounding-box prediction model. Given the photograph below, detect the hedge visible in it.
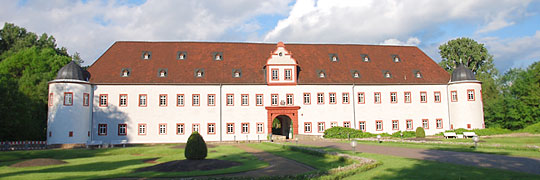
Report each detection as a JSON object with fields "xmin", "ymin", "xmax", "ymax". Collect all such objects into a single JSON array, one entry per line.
[{"xmin": 323, "ymin": 127, "xmax": 376, "ymax": 138}]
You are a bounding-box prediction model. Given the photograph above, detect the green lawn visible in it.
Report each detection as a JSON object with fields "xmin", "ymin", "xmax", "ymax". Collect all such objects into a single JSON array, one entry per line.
[
  {"xmin": 347, "ymin": 135, "xmax": 540, "ymax": 158},
  {"xmin": 0, "ymin": 144, "xmax": 267, "ymax": 179}
]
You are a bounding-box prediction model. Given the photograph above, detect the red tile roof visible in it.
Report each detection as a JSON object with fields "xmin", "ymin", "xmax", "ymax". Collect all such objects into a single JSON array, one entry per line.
[{"xmin": 87, "ymin": 41, "xmax": 450, "ymax": 85}]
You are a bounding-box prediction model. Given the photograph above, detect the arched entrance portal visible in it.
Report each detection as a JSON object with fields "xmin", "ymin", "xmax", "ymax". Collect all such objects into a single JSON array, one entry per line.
[
  {"xmin": 272, "ymin": 115, "xmax": 293, "ymax": 139},
  {"xmin": 266, "ymin": 106, "xmax": 300, "ymax": 139}
]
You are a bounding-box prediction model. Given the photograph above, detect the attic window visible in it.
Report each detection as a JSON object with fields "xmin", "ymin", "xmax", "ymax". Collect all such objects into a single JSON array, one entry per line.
[
  {"xmin": 158, "ymin": 68, "xmax": 168, "ymax": 77},
  {"xmin": 213, "ymin": 52, "xmax": 223, "ymax": 61},
  {"xmin": 329, "ymin": 54, "xmax": 338, "ymax": 62},
  {"xmin": 121, "ymin": 68, "xmax": 131, "ymax": 77},
  {"xmin": 392, "ymin": 55, "xmax": 401, "ymax": 62},
  {"xmin": 232, "ymin": 69, "xmax": 242, "ymax": 78},
  {"xmin": 383, "ymin": 71, "xmax": 392, "ymax": 78},
  {"xmin": 415, "ymin": 71, "xmax": 422, "ymax": 78},
  {"xmin": 195, "ymin": 68, "xmax": 205, "ymax": 78},
  {"xmin": 318, "ymin": 70, "xmax": 326, "ymax": 78},
  {"xmin": 361, "ymin": 54, "xmax": 370, "ymax": 62},
  {"xmin": 177, "ymin": 51, "xmax": 187, "ymax": 60},
  {"xmin": 142, "ymin": 51, "xmax": 151, "ymax": 60},
  {"xmin": 279, "ymin": 52, "xmax": 283, "ymax": 56},
  {"xmin": 351, "ymin": 70, "xmax": 360, "ymax": 78}
]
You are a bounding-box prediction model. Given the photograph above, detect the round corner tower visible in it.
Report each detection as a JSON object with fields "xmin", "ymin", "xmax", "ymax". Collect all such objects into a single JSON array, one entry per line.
[
  {"xmin": 47, "ymin": 61, "xmax": 92, "ymax": 144},
  {"xmin": 447, "ymin": 64, "xmax": 485, "ymax": 130}
]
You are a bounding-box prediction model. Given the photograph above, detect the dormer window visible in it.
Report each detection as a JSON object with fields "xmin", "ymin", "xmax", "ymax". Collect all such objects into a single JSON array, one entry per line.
[
  {"xmin": 318, "ymin": 70, "xmax": 326, "ymax": 78},
  {"xmin": 213, "ymin": 52, "xmax": 223, "ymax": 61},
  {"xmin": 414, "ymin": 70, "xmax": 422, "ymax": 78},
  {"xmin": 383, "ymin": 71, "xmax": 392, "ymax": 78},
  {"xmin": 158, "ymin": 68, "xmax": 167, "ymax": 77},
  {"xmin": 195, "ymin": 68, "xmax": 205, "ymax": 78},
  {"xmin": 392, "ymin": 55, "xmax": 401, "ymax": 62},
  {"xmin": 120, "ymin": 68, "xmax": 131, "ymax": 77},
  {"xmin": 142, "ymin": 51, "xmax": 151, "ymax": 60},
  {"xmin": 361, "ymin": 54, "xmax": 370, "ymax": 62},
  {"xmin": 329, "ymin": 54, "xmax": 338, "ymax": 62},
  {"xmin": 351, "ymin": 70, "xmax": 360, "ymax": 78},
  {"xmin": 232, "ymin": 69, "xmax": 241, "ymax": 78},
  {"xmin": 177, "ymin": 51, "xmax": 187, "ymax": 60},
  {"xmin": 279, "ymin": 52, "xmax": 283, "ymax": 56}
]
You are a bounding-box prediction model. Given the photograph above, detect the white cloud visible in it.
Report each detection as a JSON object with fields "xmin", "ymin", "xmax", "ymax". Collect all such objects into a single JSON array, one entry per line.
[
  {"xmin": 381, "ymin": 37, "xmax": 421, "ymax": 46},
  {"xmin": 481, "ymin": 31, "xmax": 540, "ymax": 71},
  {"xmin": 0, "ymin": 0, "xmax": 291, "ymax": 66}
]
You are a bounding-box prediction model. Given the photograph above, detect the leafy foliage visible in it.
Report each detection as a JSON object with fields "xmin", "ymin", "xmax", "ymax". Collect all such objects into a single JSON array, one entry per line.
[
  {"xmin": 184, "ymin": 131, "xmax": 208, "ymax": 160},
  {"xmin": 415, "ymin": 127, "xmax": 425, "ymax": 138},
  {"xmin": 440, "ymin": 128, "xmax": 512, "ymax": 136},
  {"xmin": 323, "ymin": 127, "xmax": 376, "ymax": 139},
  {"xmin": 0, "ymin": 22, "xmax": 71, "ymax": 140},
  {"xmin": 391, "ymin": 131, "xmax": 416, "ymax": 138},
  {"xmin": 520, "ymin": 122, "xmax": 540, "ymax": 134}
]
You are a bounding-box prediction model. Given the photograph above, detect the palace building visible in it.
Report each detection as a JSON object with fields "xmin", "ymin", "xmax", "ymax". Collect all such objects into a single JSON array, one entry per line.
[{"xmin": 46, "ymin": 41, "xmax": 484, "ymax": 144}]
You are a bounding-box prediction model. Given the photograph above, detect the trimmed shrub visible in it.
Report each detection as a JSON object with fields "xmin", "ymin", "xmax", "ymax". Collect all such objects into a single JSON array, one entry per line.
[
  {"xmin": 184, "ymin": 131, "xmax": 208, "ymax": 160},
  {"xmin": 415, "ymin": 127, "xmax": 425, "ymax": 138},
  {"xmin": 323, "ymin": 127, "xmax": 376, "ymax": 139},
  {"xmin": 521, "ymin": 122, "xmax": 540, "ymax": 134},
  {"xmin": 391, "ymin": 131, "xmax": 416, "ymax": 138},
  {"xmin": 439, "ymin": 127, "xmax": 513, "ymax": 136}
]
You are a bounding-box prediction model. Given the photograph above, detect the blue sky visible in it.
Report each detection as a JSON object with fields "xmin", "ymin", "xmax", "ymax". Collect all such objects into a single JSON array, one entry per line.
[{"xmin": 1, "ymin": 0, "xmax": 539, "ymax": 72}]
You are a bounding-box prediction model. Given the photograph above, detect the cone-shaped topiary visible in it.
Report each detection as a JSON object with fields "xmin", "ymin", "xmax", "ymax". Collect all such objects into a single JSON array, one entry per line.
[
  {"xmin": 184, "ymin": 131, "xmax": 208, "ymax": 160},
  {"xmin": 415, "ymin": 127, "xmax": 425, "ymax": 138}
]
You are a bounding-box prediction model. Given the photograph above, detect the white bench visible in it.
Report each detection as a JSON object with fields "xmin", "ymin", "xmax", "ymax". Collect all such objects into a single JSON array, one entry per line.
[
  {"xmin": 463, "ymin": 132, "xmax": 477, "ymax": 138},
  {"xmin": 86, "ymin": 140, "xmax": 103, "ymax": 148},
  {"xmin": 443, "ymin": 132, "xmax": 457, "ymax": 139},
  {"xmin": 111, "ymin": 140, "xmax": 128, "ymax": 148}
]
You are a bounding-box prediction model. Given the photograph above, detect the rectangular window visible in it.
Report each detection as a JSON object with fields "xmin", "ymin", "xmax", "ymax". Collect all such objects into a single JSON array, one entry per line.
[
  {"xmin": 467, "ymin": 124, "xmax": 471, "ymax": 129},
  {"xmin": 358, "ymin": 92, "xmax": 365, "ymax": 104},
  {"xmin": 406, "ymin": 119, "xmax": 413, "ymax": 130},
  {"xmin": 331, "ymin": 122, "xmax": 337, "ymax": 128},
  {"xmin": 99, "ymin": 94, "xmax": 108, "ymax": 107},
  {"xmin": 193, "ymin": 124, "xmax": 199, "ymax": 132},
  {"xmin": 208, "ymin": 94, "xmax": 215, "ymax": 106},
  {"xmin": 376, "ymin": 120, "xmax": 383, "ymax": 131},
  {"xmin": 208, "ymin": 123, "xmax": 215, "ymax": 134},
  {"xmin": 392, "ymin": 120, "xmax": 399, "ymax": 130},
  {"xmin": 359, "ymin": 121, "xmax": 366, "ymax": 132},
  {"xmin": 420, "ymin": 92, "xmax": 427, "ymax": 103},
  {"xmin": 318, "ymin": 122, "xmax": 325, "ymax": 132},
  {"xmin": 138, "ymin": 124, "xmax": 146, "ymax": 135},
  {"xmin": 159, "ymin": 124, "xmax": 167, "ymax": 135},
  {"xmin": 271, "ymin": 94, "xmax": 278, "ymax": 105},
  {"xmin": 286, "ymin": 94, "xmax": 293, "ymax": 105},
  {"xmin": 343, "ymin": 121, "xmax": 350, "ymax": 128},
  {"xmin": 69, "ymin": 131, "xmax": 73, "ymax": 137},
  {"xmin": 139, "ymin": 94, "xmax": 147, "ymax": 107},
  {"xmin": 434, "ymin": 91, "xmax": 441, "ymax": 103},
  {"xmin": 436, "ymin": 119, "xmax": 443, "ymax": 129},
  {"xmin": 271, "ymin": 69, "xmax": 279, "ymax": 80},
  {"xmin": 83, "ymin": 93, "xmax": 89, "ymax": 106},
  {"xmin": 374, "ymin": 92, "xmax": 381, "ymax": 104},
  {"xmin": 192, "ymin": 94, "xmax": 200, "ymax": 106},
  {"xmin": 303, "ymin": 93, "xmax": 311, "ymax": 105},
  {"xmin": 390, "ymin": 92, "xmax": 397, "ymax": 103},
  {"xmin": 176, "ymin": 123, "xmax": 184, "ymax": 135},
  {"xmin": 48, "ymin": 93, "xmax": 54, "ymax": 106},
  {"xmin": 118, "ymin": 124, "xmax": 127, "ymax": 136},
  {"xmin": 227, "ymin": 123, "xmax": 234, "ymax": 134},
  {"xmin": 329, "ymin": 93, "xmax": 336, "ymax": 104},
  {"xmin": 451, "ymin": 91, "xmax": 458, "ymax": 102},
  {"xmin": 119, "ymin": 94, "xmax": 127, "ymax": 107},
  {"xmin": 284, "ymin": 69, "xmax": 292, "ymax": 80},
  {"xmin": 257, "ymin": 123, "xmax": 264, "ymax": 133},
  {"xmin": 241, "ymin": 123, "xmax": 249, "ymax": 134},
  {"xmin": 467, "ymin": 89, "xmax": 475, "ymax": 101},
  {"xmin": 177, "ymin": 94, "xmax": 184, "ymax": 106},
  {"xmin": 342, "ymin": 93, "xmax": 349, "ymax": 104},
  {"xmin": 241, "ymin": 94, "xmax": 249, "ymax": 106},
  {"xmin": 422, "ymin": 119, "xmax": 429, "ymax": 129},
  {"xmin": 227, "ymin": 94, "xmax": 234, "ymax": 106},
  {"xmin": 64, "ymin": 92, "xmax": 73, "ymax": 106},
  {"xmin": 159, "ymin": 94, "xmax": 167, "ymax": 107},
  {"xmin": 256, "ymin": 94, "xmax": 263, "ymax": 106},
  {"xmin": 98, "ymin": 124, "xmax": 107, "ymax": 136},
  {"xmin": 304, "ymin": 122, "xmax": 312, "ymax": 133},
  {"xmin": 317, "ymin": 93, "xmax": 324, "ymax": 104},
  {"xmin": 404, "ymin": 92, "xmax": 411, "ymax": 103}
]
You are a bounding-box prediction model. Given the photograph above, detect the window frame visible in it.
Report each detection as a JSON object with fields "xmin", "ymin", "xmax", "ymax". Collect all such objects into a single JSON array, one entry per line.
[
  {"xmin": 118, "ymin": 124, "xmax": 127, "ymax": 136},
  {"xmin": 304, "ymin": 122, "xmax": 312, "ymax": 133},
  {"xmin": 331, "ymin": 122, "xmax": 338, "ymax": 128},
  {"xmin": 343, "ymin": 121, "xmax": 351, "ymax": 128},
  {"xmin": 434, "ymin": 91, "xmax": 441, "ymax": 103},
  {"xmin": 303, "ymin": 92, "xmax": 311, "ymax": 105},
  {"xmin": 436, "ymin": 118, "xmax": 443, "ymax": 129},
  {"xmin": 99, "ymin": 94, "xmax": 108, "ymax": 107},
  {"xmin": 404, "ymin": 91, "xmax": 411, "ymax": 103},
  {"xmin": 392, "ymin": 120, "xmax": 399, "ymax": 130},
  {"xmin": 317, "ymin": 92, "xmax": 324, "ymax": 104},
  {"xmin": 83, "ymin": 93, "xmax": 89, "ymax": 106},
  {"xmin": 227, "ymin": 94, "xmax": 234, "ymax": 106},
  {"xmin": 420, "ymin": 91, "xmax": 427, "ymax": 103},
  {"xmin": 192, "ymin": 94, "xmax": 200, "ymax": 106},
  {"xmin": 138, "ymin": 123, "xmax": 146, "ymax": 135},
  {"xmin": 286, "ymin": 93, "xmax": 294, "ymax": 105},
  {"xmin": 467, "ymin": 89, "xmax": 475, "ymax": 101},
  {"xmin": 241, "ymin": 123, "xmax": 249, "ymax": 134},
  {"xmin": 48, "ymin": 93, "xmax": 54, "ymax": 106},
  {"xmin": 159, "ymin": 94, "xmax": 168, "ymax": 107},
  {"xmin": 329, "ymin": 92, "xmax": 336, "ymax": 104},
  {"xmin": 226, "ymin": 123, "xmax": 235, "ymax": 134},
  {"xmin": 241, "ymin": 94, "xmax": 249, "ymax": 106},
  {"xmin": 374, "ymin": 92, "xmax": 381, "ymax": 104},
  {"xmin": 271, "ymin": 94, "xmax": 279, "ymax": 106},
  {"xmin": 390, "ymin": 92, "xmax": 397, "ymax": 104},
  {"xmin": 451, "ymin": 91, "xmax": 458, "ymax": 102},
  {"xmin": 376, "ymin": 120, "xmax": 383, "ymax": 131},
  {"xmin": 139, "ymin": 94, "xmax": 147, "ymax": 107},
  {"xmin": 284, "ymin": 68, "xmax": 292, "ymax": 80},
  {"xmin": 256, "ymin": 123, "xmax": 264, "ymax": 134},
  {"xmin": 208, "ymin": 94, "xmax": 215, "ymax": 106},
  {"xmin": 422, "ymin": 119, "xmax": 429, "ymax": 129},
  {"xmin": 208, "ymin": 123, "xmax": 216, "ymax": 135},
  {"xmin": 359, "ymin": 121, "xmax": 366, "ymax": 132},
  {"xmin": 119, "ymin": 94, "xmax": 128, "ymax": 107},
  {"xmin": 64, "ymin": 92, "xmax": 73, "ymax": 106},
  {"xmin": 98, "ymin": 124, "xmax": 107, "ymax": 136},
  {"xmin": 318, "ymin": 122, "xmax": 325, "ymax": 133},
  {"xmin": 271, "ymin": 68, "xmax": 279, "ymax": 80},
  {"xmin": 358, "ymin": 92, "xmax": 365, "ymax": 104},
  {"xmin": 406, "ymin": 119, "xmax": 413, "ymax": 130},
  {"xmin": 342, "ymin": 92, "xmax": 349, "ymax": 104},
  {"xmin": 159, "ymin": 123, "xmax": 167, "ymax": 135},
  {"xmin": 177, "ymin": 94, "xmax": 185, "ymax": 107},
  {"xmin": 176, "ymin": 123, "xmax": 185, "ymax": 135},
  {"xmin": 256, "ymin": 94, "xmax": 263, "ymax": 106},
  {"xmin": 192, "ymin": 123, "xmax": 200, "ymax": 133}
]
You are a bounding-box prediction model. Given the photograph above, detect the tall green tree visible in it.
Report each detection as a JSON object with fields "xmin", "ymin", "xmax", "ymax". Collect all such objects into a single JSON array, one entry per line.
[{"xmin": 0, "ymin": 23, "xmax": 71, "ymax": 140}]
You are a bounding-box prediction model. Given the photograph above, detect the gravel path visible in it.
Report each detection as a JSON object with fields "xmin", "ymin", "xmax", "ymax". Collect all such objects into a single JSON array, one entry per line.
[{"xmin": 299, "ymin": 140, "xmax": 540, "ymax": 175}]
